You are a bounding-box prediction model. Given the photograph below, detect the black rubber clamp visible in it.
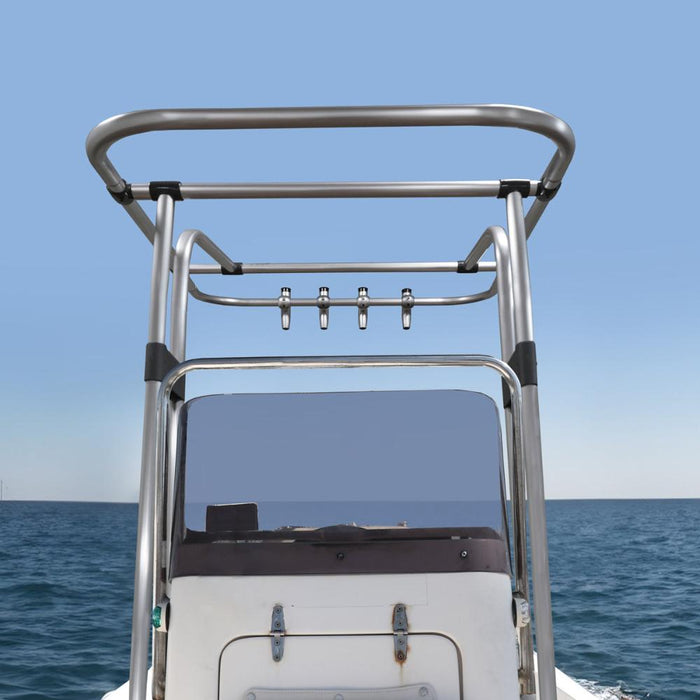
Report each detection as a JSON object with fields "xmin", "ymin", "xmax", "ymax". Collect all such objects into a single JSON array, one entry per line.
[
  {"xmin": 221, "ymin": 262, "xmax": 243, "ymax": 275},
  {"xmin": 149, "ymin": 181, "xmax": 183, "ymax": 201},
  {"xmin": 536, "ymin": 182, "xmax": 561, "ymax": 202},
  {"xmin": 456, "ymin": 260, "xmax": 478, "ymax": 273},
  {"xmin": 108, "ymin": 183, "xmax": 133, "ymax": 204},
  {"xmin": 497, "ymin": 180, "xmax": 533, "ymax": 199},
  {"xmin": 502, "ymin": 341, "xmax": 538, "ymax": 408},
  {"xmin": 144, "ymin": 342, "xmax": 185, "ymax": 402}
]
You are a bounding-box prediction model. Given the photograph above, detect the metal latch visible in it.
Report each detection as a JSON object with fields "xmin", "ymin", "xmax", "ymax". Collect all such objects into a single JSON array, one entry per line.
[
  {"xmin": 392, "ymin": 603, "xmax": 408, "ymax": 662},
  {"xmin": 512, "ymin": 594, "xmax": 530, "ymax": 628},
  {"xmin": 270, "ymin": 604, "xmax": 285, "ymax": 662}
]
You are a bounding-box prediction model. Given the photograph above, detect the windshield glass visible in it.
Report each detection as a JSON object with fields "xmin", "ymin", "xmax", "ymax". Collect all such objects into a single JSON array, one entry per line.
[{"xmin": 177, "ymin": 390, "xmax": 507, "ymax": 538}]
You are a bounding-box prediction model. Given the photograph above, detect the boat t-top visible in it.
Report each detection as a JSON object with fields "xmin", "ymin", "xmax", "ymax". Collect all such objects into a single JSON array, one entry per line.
[{"xmin": 86, "ymin": 104, "xmax": 596, "ymax": 700}]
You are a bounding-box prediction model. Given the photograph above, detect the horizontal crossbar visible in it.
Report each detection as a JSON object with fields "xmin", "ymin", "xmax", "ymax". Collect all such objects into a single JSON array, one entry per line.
[
  {"xmin": 188, "ymin": 261, "xmax": 497, "ymax": 275},
  {"xmin": 128, "ymin": 180, "xmax": 540, "ymax": 200}
]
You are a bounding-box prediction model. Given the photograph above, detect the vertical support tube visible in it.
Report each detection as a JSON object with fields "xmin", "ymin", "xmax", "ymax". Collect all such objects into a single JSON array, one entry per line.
[
  {"xmin": 488, "ymin": 226, "xmax": 535, "ymax": 695},
  {"xmin": 506, "ymin": 191, "xmax": 556, "ymax": 700},
  {"xmin": 130, "ymin": 195, "xmax": 175, "ymax": 700}
]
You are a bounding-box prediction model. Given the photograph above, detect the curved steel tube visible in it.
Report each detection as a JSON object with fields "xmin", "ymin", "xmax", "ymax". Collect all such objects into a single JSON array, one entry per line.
[
  {"xmin": 467, "ymin": 225, "xmax": 534, "ymax": 691},
  {"xmin": 170, "ymin": 229, "xmax": 236, "ymax": 360},
  {"xmin": 190, "ymin": 287, "xmax": 494, "ymax": 308},
  {"xmin": 86, "ymin": 104, "xmax": 574, "ymax": 193},
  {"xmin": 151, "ymin": 354, "xmax": 530, "ymax": 694}
]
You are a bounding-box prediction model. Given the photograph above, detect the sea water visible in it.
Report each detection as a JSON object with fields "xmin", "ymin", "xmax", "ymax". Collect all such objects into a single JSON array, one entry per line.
[{"xmin": 0, "ymin": 500, "xmax": 698, "ymax": 700}]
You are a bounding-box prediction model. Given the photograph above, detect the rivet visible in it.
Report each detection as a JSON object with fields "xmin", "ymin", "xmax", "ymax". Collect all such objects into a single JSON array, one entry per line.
[{"xmin": 460, "ymin": 550, "xmax": 468, "ymax": 559}]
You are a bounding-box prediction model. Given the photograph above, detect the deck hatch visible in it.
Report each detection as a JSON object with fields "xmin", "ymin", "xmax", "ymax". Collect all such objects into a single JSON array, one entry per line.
[{"xmin": 219, "ymin": 635, "xmax": 460, "ymax": 699}]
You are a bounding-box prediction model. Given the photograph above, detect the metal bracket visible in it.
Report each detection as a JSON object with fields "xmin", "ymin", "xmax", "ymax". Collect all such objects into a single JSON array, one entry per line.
[
  {"xmin": 148, "ymin": 180, "xmax": 183, "ymax": 201},
  {"xmin": 270, "ymin": 604, "xmax": 286, "ymax": 662},
  {"xmin": 357, "ymin": 287, "xmax": 369, "ymax": 330},
  {"xmin": 317, "ymin": 287, "xmax": 330, "ymax": 330},
  {"xmin": 497, "ymin": 179, "xmax": 534, "ymax": 199},
  {"xmin": 400, "ymin": 289, "xmax": 414, "ymax": 330},
  {"xmin": 278, "ymin": 288, "xmax": 292, "ymax": 330},
  {"xmin": 392, "ymin": 603, "xmax": 408, "ymax": 662}
]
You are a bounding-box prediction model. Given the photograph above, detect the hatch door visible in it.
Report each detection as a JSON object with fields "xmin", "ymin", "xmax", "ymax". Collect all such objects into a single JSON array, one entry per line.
[{"xmin": 219, "ymin": 633, "xmax": 460, "ymax": 700}]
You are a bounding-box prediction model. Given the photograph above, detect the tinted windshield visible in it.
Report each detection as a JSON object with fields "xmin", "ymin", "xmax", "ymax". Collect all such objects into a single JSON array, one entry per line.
[{"xmin": 177, "ymin": 390, "xmax": 507, "ymax": 537}]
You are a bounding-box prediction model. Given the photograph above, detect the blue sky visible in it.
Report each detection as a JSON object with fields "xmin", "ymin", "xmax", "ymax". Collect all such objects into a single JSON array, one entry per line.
[{"xmin": 0, "ymin": 1, "xmax": 698, "ymax": 501}]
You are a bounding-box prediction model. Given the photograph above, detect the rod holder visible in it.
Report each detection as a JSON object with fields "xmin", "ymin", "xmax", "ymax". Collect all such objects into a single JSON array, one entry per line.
[
  {"xmin": 357, "ymin": 287, "xmax": 369, "ymax": 330},
  {"xmin": 317, "ymin": 287, "xmax": 330, "ymax": 330},
  {"xmin": 278, "ymin": 287, "xmax": 291, "ymax": 330},
  {"xmin": 401, "ymin": 288, "xmax": 414, "ymax": 330}
]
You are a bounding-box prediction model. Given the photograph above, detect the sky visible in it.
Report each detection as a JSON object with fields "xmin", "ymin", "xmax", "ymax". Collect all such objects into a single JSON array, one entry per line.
[{"xmin": 0, "ymin": 1, "xmax": 698, "ymax": 501}]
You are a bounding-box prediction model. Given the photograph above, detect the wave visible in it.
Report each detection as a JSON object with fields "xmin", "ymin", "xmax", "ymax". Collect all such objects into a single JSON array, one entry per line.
[{"xmin": 576, "ymin": 678, "xmax": 645, "ymax": 699}]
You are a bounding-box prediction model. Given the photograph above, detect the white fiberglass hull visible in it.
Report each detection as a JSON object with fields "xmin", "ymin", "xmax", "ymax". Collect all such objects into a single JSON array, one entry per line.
[{"xmin": 102, "ymin": 660, "xmax": 599, "ymax": 700}]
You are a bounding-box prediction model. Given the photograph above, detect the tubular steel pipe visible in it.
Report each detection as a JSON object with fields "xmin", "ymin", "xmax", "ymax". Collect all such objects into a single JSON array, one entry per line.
[
  {"xmin": 170, "ymin": 229, "xmax": 236, "ymax": 361},
  {"xmin": 86, "ymin": 104, "xmax": 574, "ymax": 192},
  {"xmin": 506, "ymin": 191, "xmax": 556, "ymax": 700},
  {"xmin": 152, "ymin": 355, "xmax": 526, "ymax": 629},
  {"xmin": 84, "ymin": 103, "xmax": 575, "ymax": 318},
  {"xmin": 128, "ymin": 180, "xmax": 522, "ymax": 200},
  {"xmin": 130, "ymin": 195, "xmax": 174, "ymax": 700},
  {"xmin": 188, "ymin": 260, "xmax": 496, "ymax": 274},
  {"xmin": 189, "ymin": 288, "xmax": 494, "ymax": 308},
  {"xmin": 465, "ymin": 225, "xmax": 535, "ymax": 692}
]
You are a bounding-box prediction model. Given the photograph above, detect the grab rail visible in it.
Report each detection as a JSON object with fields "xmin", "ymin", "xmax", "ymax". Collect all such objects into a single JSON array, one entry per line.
[
  {"xmin": 86, "ymin": 104, "xmax": 574, "ymax": 194},
  {"xmin": 150, "ymin": 354, "xmax": 532, "ymax": 698}
]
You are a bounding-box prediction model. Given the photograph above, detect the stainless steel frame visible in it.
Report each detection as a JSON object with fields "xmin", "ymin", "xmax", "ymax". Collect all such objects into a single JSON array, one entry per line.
[
  {"xmin": 86, "ymin": 104, "xmax": 574, "ymax": 258},
  {"xmin": 85, "ymin": 103, "xmax": 575, "ymax": 700},
  {"xmin": 131, "ymin": 195, "xmax": 174, "ymax": 700}
]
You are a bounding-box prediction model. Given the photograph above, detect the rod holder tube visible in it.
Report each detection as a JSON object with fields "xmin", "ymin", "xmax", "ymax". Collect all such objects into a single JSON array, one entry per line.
[
  {"xmin": 401, "ymin": 288, "xmax": 414, "ymax": 329},
  {"xmin": 279, "ymin": 288, "xmax": 292, "ymax": 330},
  {"xmin": 357, "ymin": 287, "xmax": 369, "ymax": 329},
  {"xmin": 317, "ymin": 287, "xmax": 330, "ymax": 330}
]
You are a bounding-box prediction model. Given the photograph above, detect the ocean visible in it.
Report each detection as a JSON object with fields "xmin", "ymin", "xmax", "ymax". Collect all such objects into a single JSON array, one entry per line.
[{"xmin": 0, "ymin": 500, "xmax": 698, "ymax": 700}]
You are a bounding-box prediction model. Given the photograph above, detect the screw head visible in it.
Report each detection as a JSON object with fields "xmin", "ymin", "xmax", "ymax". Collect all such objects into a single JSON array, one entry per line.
[
  {"xmin": 460, "ymin": 549, "xmax": 468, "ymax": 559},
  {"xmin": 336, "ymin": 552, "xmax": 345, "ymax": 560},
  {"xmin": 419, "ymin": 688, "xmax": 429, "ymax": 697}
]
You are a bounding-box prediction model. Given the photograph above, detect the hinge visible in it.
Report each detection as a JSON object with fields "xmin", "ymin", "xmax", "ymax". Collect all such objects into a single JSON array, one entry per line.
[
  {"xmin": 270, "ymin": 604, "xmax": 285, "ymax": 662},
  {"xmin": 392, "ymin": 603, "xmax": 408, "ymax": 662}
]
